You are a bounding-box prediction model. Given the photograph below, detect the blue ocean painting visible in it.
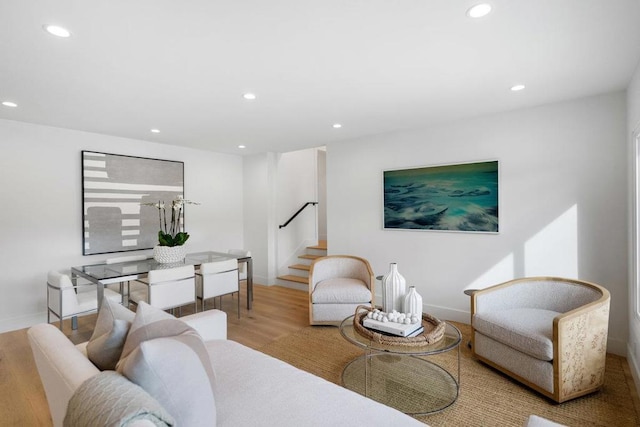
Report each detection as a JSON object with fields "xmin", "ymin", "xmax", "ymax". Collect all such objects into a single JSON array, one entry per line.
[{"xmin": 383, "ymin": 161, "xmax": 499, "ymax": 232}]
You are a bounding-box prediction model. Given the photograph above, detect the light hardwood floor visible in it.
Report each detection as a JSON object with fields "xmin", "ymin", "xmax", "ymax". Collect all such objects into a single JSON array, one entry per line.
[{"xmin": 0, "ymin": 284, "xmax": 309, "ymax": 427}]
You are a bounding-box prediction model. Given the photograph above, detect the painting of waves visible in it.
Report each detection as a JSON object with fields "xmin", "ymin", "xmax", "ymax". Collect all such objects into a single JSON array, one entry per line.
[{"xmin": 383, "ymin": 160, "xmax": 499, "ymax": 232}]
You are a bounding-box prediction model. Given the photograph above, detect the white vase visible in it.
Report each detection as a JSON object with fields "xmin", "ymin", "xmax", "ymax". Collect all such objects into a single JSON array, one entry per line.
[
  {"xmin": 153, "ymin": 245, "xmax": 187, "ymax": 264},
  {"xmin": 404, "ymin": 286, "xmax": 423, "ymax": 316},
  {"xmin": 382, "ymin": 263, "xmax": 406, "ymax": 312}
]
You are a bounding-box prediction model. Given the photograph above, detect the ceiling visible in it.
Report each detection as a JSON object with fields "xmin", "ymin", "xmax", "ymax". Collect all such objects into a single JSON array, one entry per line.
[{"xmin": 1, "ymin": 1, "xmax": 639, "ymax": 155}]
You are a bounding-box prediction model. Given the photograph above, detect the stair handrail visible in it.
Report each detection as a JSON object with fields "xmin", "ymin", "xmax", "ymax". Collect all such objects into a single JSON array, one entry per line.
[{"xmin": 279, "ymin": 202, "xmax": 318, "ymax": 229}]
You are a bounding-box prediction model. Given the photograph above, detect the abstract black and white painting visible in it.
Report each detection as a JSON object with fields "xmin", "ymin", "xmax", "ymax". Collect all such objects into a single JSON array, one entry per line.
[
  {"xmin": 82, "ymin": 151, "xmax": 184, "ymax": 255},
  {"xmin": 383, "ymin": 160, "xmax": 499, "ymax": 233}
]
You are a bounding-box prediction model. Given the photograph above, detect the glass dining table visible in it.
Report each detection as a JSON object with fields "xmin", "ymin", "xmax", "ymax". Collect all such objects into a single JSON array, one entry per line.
[{"xmin": 71, "ymin": 251, "xmax": 253, "ymax": 311}]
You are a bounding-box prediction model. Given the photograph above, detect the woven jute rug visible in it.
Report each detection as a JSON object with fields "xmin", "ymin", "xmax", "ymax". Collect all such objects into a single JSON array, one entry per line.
[{"xmin": 258, "ymin": 322, "xmax": 640, "ymax": 427}]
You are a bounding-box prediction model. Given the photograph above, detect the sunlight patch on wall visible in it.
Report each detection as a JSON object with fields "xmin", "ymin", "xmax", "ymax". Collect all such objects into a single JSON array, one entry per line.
[
  {"xmin": 524, "ymin": 204, "xmax": 578, "ymax": 278},
  {"xmin": 465, "ymin": 253, "xmax": 514, "ymax": 291}
]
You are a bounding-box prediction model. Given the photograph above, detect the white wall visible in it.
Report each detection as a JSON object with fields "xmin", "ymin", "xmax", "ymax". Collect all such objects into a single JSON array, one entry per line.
[
  {"xmin": 317, "ymin": 149, "xmax": 327, "ymax": 242},
  {"xmin": 243, "ymin": 152, "xmax": 278, "ymax": 284},
  {"xmin": 0, "ymin": 119, "xmax": 243, "ymax": 332},
  {"xmin": 327, "ymin": 92, "xmax": 628, "ymax": 355},
  {"xmin": 627, "ymin": 61, "xmax": 640, "ymax": 388},
  {"xmin": 276, "ymin": 148, "xmax": 318, "ymax": 275}
]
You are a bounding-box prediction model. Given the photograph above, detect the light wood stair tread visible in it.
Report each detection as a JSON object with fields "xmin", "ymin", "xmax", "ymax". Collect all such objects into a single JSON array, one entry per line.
[
  {"xmin": 278, "ymin": 275, "xmax": 309, "ymax": 284},
  {"xmin": 306, "ymin": 241, "xmax": 327, "ymax": 250},
  {"xmin": 289, "ymin": 264, "xmax": 310, "ymax": 271},
  {"xmin": 299, "ymin": 254, "xmax": 323, "ymax": 260}
]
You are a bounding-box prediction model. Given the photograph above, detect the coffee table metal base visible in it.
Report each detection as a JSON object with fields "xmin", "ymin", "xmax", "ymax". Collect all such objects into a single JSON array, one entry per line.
[{"xmin": 342, "ymin": 352, "xmax": 459, "ymax": 415}]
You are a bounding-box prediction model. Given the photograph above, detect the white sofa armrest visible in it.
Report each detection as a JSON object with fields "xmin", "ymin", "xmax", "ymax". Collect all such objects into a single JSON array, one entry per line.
[
  {"xmin": 181, "ymin": 309, "xmax": 227, "ymax": 341},
  {"xmin": 28, "ymin": 323, "xmax": 100, "ymax": 427}
]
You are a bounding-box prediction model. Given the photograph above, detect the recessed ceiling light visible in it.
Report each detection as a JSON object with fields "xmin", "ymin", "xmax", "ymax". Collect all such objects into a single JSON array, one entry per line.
[
  {"xmin": 238, "ymin": 145, "xmax": 246, "ymax": 149},
  {"xmin": 43, "ymin": 25, "xmax": 71, "ymax": 38},
  {"xmin": 467, "ymin": 4, "xmax": 492, "ymax": 18},
  {"xmin": 243, "ymin": 93, "xmax": 256, "ymax": 100},
  {"xmin": 510, "ymin": 84, "xmax": 526, "ymax": 92},
  {"xmin": 150, "ymin": 129, "xmax": 160, "ymax": 133},
  {"xmin": 332, "ymin": 123, "xmax": 342, "ymax": 129},
  {"xmin": 2, "ymin": 101, "xmax": 17, "ymax": 108}
]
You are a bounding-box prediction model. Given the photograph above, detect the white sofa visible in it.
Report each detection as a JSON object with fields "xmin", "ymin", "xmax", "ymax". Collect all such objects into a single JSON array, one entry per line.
[{"xmin": 28, "ymin": 307, "xmax": 426, "ymax": 427}]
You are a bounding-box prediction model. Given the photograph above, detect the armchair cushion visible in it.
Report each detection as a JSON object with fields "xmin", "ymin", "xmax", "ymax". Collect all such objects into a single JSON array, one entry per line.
[
  {"xmin": 311, "ymin": 278, "xmax": 372, "ymax": 304},
  {"xmin": 473, "ymin": 308, "xmax": 559, "ymax": 361}
]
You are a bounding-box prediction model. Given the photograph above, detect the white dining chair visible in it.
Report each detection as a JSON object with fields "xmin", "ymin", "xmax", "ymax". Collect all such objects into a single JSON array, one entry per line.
[
  {"xmin": 47, "ymin": 270, "xmax": 122, "ymax": 332},
  {"xmin": 197, "ymin": 259, "xmax": 240, "ymax": 317},
  {"xmin": 128, "ymin": 265, "xmax": 196, "ymax": 315}
]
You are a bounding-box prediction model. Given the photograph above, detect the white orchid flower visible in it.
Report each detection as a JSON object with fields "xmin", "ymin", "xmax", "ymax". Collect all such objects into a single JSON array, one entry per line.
[{"xmin": 141, "ymin": 196, "xmax": 198, "ymax": 244}]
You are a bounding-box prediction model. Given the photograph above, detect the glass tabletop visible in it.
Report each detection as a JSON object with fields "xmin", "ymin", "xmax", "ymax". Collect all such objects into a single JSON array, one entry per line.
[
  {"xmin": 72, "ymin": 251, "xmax": 239, "ymax": 281},
  {"xmin": 339, "ymin": 314, "xmax": 461, "ymax": 355}
]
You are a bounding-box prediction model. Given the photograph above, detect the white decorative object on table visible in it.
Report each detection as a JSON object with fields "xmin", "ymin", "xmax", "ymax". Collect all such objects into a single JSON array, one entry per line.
[
  {"xmin": 153, "ymin": 244, "xmax": 187, "ymax": 264},
  {"xmin": 382, "ymin": 263, "xmax": 406, "ymax": 312},
  {"xmin": 363, "ymin": 308, "xmax": 422, "ymax": 337},
  {"xmin": 404, "ymin": 286, "xmax": 423, "ymax": 316}
]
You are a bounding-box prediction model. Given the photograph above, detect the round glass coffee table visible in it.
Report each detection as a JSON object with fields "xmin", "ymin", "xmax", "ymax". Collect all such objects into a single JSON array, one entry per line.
[{"xmin": 339, "ymin": 314, "xmax": 461, "ymax": 415}]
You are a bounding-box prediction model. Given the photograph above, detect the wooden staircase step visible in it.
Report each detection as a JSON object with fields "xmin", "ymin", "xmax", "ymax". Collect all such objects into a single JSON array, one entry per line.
[
  {"xmin": 278, "ymin": 275, "xmax": 309, "ymax": 284},
  {"xmin": 306, "ymin": 241, "xmax": 327, "ymax": 251},
  {"xmin": 289, "ymin": 264, "xmax": 310, "ymax": 271},
  {"xmin": 299, "ymin": 254, "xmax": 323, "ymax": 260}
]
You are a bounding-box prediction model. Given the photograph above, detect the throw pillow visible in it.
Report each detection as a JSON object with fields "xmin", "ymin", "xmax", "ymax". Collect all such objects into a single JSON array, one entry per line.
[
  {"xmin": 117, "ymin": 301, "xmax": 217, "ymax": 397},
  {"xmin": 86, "ymin": 298, "xmax": 135, "ymax": 370},
  {"xmin": 63, "ymin": 370, "xmax": 175, "ymax": 427},
  {"xmin": 118, "ymin": 302, "xmax": 202, "ymax": 362},
  {"xmin": 117, "ymin": 335, "xmax": 217, "ymax": 427}
]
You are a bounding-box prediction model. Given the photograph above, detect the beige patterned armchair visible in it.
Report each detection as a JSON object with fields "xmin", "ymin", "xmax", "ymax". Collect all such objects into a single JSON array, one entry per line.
[{"xmin": 471, "ymin": 277, "xmax": 610, "ymax": 403}]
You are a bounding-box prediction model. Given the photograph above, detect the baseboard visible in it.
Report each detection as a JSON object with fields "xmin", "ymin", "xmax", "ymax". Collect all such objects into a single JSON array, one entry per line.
[
  {"xmin": 628, "ymin": 343, "xmax": 640, "ymax": 398},
  {"xmin": 0, "ymin": 311, "xmax": 47, "ymax": 334}
]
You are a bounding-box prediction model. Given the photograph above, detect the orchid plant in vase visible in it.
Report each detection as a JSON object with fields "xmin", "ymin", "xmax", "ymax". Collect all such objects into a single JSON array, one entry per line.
[{"xmin": 142, "ymin": 196, "xmax": 200, "ymax": 247}]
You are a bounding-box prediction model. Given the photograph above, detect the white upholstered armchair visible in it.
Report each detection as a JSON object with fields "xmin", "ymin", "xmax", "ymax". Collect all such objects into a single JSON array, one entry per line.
[
  {"xmin": 308, "ymin": 255, "xmax": 374, "ymax": 325},
  {"xmin": 471, "ymin": 277, "xmax": 610, "ymax": 403}
]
